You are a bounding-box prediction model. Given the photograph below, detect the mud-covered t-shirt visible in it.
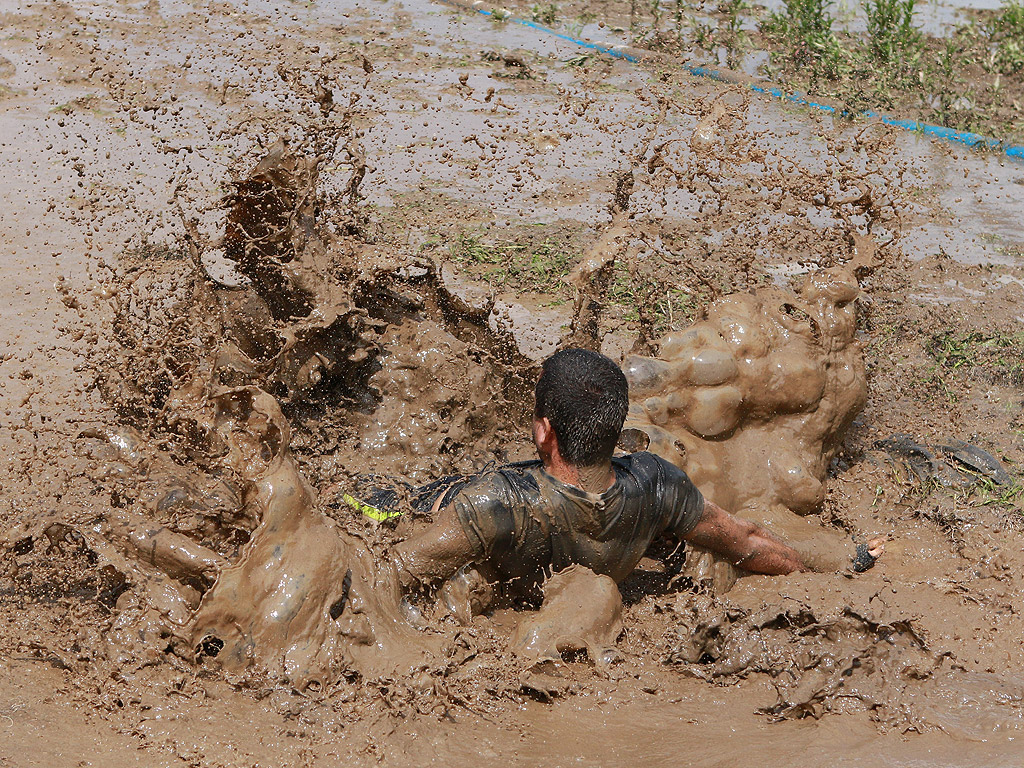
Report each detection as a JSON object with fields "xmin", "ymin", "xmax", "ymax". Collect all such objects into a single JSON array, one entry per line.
[{"xmin": 449, "ymin": 452, "xmax": 705, "ymax": 590}]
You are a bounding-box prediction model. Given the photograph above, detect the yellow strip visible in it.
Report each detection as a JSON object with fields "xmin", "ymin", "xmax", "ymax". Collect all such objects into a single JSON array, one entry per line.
[{"xmin": 342, "ymin": 493, "xmax": 403, "ymax": 522}]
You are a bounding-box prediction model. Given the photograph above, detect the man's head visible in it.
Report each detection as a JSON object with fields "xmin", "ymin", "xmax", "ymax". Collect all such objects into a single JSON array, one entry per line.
[{"xmin": 533, "ymin": 348, "xmax": 629, "ymax": 468}]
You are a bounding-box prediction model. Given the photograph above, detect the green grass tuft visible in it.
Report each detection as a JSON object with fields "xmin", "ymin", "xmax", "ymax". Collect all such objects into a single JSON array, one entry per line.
[
  {"xmin": 863, "ymin": 0, "xmax": 921, "ymax": 65},
  {"xmin": 761, "ymin": 0, "xmax": 849, "ymax": 80},
  {"xmin": 449, "ymin": 234, "xmax": 577, "ymax": 294},
  {"xmin": 926, "ymin": 329, "xmax": 1024, "ymax": 386}
]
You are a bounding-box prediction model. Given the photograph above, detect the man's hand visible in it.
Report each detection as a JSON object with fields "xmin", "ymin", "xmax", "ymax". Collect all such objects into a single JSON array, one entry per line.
[{"xmin": 682, "ymin": 501, "xmax": 808, "ymax": 575}]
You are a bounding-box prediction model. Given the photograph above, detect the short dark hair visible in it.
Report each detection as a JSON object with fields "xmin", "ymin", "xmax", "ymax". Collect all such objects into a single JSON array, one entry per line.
[{"xmin": 534, "ymin": 348, "xmax": 629, "ymax": 467}]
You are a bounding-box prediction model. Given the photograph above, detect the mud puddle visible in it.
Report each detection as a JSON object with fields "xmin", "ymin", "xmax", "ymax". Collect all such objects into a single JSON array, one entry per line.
[
  {"xmin": 52, "ymin": 134, "xmax": 1024, "ymax": 763},
  {"xmin": 4, "ymin": 0, "xmax": 1024, "ymax": 764}
]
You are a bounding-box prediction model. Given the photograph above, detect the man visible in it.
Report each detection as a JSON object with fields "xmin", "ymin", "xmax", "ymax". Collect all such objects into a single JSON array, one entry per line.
[{"xmin": 389, "ymin": 348, "xmax": 881, "ymax": 602}]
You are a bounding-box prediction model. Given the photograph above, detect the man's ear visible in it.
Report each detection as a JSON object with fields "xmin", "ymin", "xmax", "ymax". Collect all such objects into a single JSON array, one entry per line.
[
  {"xmin": 534, "ymin": 416, "xmax": 559, "ymax": 463},
  {"xmin": 535, "ymin": 416, "xmax": 554, "ymax": 448}
]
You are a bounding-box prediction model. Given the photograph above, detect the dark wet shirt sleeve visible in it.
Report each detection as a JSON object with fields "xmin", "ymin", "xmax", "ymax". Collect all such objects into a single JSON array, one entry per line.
[
  {"xmin": 657, "ymin": 457, "xmax": 705, "ymax": 538},
  {"xmin": 449, "ymin": 474, "xmax": 516, "ymax": 559}
]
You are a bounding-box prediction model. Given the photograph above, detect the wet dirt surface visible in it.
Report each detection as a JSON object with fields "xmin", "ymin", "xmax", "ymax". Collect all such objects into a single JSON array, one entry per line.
[
  {"xmin": 487, "ymin": 0, "xmax": 1024, "ymax": 144},
  {"xmin": 3, "ymin": 0, "xmax": 1024, "ymax": 765}
]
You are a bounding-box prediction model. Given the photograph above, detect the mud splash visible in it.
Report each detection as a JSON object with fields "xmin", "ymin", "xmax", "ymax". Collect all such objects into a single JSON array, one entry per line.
[
  {"xmin": 179, "ymin": 386, "xmax": 432, "ymax": 688},
  {"xmin": 623, "ymin": 265, "xmax": 871, "ymax": 586},
  {"xmin": 82, "ymin": 142, "xmax": 488, "ymax": 689},
  {"xmin": 79, "ymin": 139, "xmax": 885, "ymax": 693},
  {"xmin": 196, "ymin": 138, "xmax": 378, "ymax": 403},
  {"xmin": 5, "ymin": 0, "xmax": 1024, "ymax": 762},
  {"xmin": 83, "ymin": 383, "xmax": 434, "ymax": 689}
]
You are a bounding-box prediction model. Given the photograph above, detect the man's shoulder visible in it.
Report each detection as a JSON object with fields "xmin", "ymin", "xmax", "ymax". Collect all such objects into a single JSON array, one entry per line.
[
  {"xmin": 615, "ymin": 451, "xmax": 694, "ymax": 487},
  {"xmin": 615, "ymin": 452, "xmax": 704, "ymax": 533},
  {"xmin": 453, "ymin": 460, "xmax": 543, "ymax": 505},
  {"xmin": 448, "ymin": 462, "xmax": 544, "ymax": 552},
  {"xmin": 615, "ymin": 450, "xmax": 676, "ymax": 472}
]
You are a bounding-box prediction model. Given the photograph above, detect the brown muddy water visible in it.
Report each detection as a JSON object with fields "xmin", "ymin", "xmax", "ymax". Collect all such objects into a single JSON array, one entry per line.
[{"xmin": 2, "ymin": 0, "xmax": 1024, "ymax": 765}]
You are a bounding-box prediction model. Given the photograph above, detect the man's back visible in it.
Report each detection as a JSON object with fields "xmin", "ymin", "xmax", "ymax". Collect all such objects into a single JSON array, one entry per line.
[{"xmin": 448, "ymin": 452, "xmax": 706, "ymax": 592}]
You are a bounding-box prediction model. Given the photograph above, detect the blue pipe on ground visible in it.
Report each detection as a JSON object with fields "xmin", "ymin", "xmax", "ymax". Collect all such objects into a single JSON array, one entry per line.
[{"xmin": 436, "ymin": 0, "xmax": 1024, "ymax": 162}]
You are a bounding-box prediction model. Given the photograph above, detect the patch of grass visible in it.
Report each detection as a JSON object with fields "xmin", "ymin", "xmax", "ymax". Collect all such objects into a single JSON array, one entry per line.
[
  {"xmin": 762, "ymin": 0, "xmax": 923, "ymax": 86},
  {"xmin": 660, "ymin": 0, "xmax": 1024, "ymax": 122},
  {"xmin": 919, "ymin": 29, "xmax": 985, "ymax": 132},
  {"xmin": 863, "ymin": 0, "xmax": 921, "ymax": 65},
  {"xmin": 967, "ymin": 475, "xmax": 1024, "ymax": 509},
  {"xmin": 994, "ymin": 0, "xmax": 1024, "ymax": 36},
  {"xmin": 690, "ymin": 0, "xmax": 1022, "ymax": 140},
  {"xmin": 564, "ymin": 10, "xmax": 598, "ymax": 38},
  {"xmin": 51, "ymin": 93, "xmax": 104, "ymax": 116},
  {"xmin": 938, "ymin": 466, "xmax": 1024, "ymax": 514},
  {"xmin": 608, "ymin": 265, "xmax": 695, "ymax": 336},
  {"xmin": 682, "ymin": 0, "xmax": 752, "ymax": 66},
  {"xmin": 762, "ymin": 0, "xmax": 848, "ymax": 79},
  {"xmin": 565, "ymin": 53, "xmax": 595, "ymax": 67},
  {"xmin": 926, "ymin": 329, "xmax": 1024, "ymax": 386},
  {"xmin": 651, "ymin": 289, "xmax": 695, "ymax": 335},
  {"xmin": 988, "ymin": 0, "xmax": 1024, "ymax": 74},
  {"xmin": 530, "ymin": 3, "xmax": 558, "ymax": 25},
  {"xmin": 692, "ymin": 20, "xmax": 715, "ymax": 49},
  {"xmin": 449, "ymin": 233, "xmax": 503, "ymax": 264},
  {"xmin": 718, "ymin": 0, "xmax": 752, "ymax": 66},
  {"xmin": 448, "ymin": 233, "xmax": 577, "ymax": 294},
  {"xmin": 723, "ymin": 0, "xmax": 749, "ymax": 36}
]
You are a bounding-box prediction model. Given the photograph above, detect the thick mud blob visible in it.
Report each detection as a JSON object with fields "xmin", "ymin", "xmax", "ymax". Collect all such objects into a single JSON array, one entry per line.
[
  {"xmin": 177, "ymin": 385, "xmax": 431, "ymax": 688},
  {"xmin": 355, "ymin": 319, "xmax": 504, "ymax": 476},
  {"xmin": 623, "ymin": 267, "xmax": 868, "ymax": 586},
  {"xmin": 513, "ymin": 566, "xmax": 624, "ymax": 699},
  {"xmin": 89, "ymin": 384, "xmax": 432, "ymax": 689},
  {"xmin": 512, "ymin": 565, "xmax": 623, "ymax": 667}
]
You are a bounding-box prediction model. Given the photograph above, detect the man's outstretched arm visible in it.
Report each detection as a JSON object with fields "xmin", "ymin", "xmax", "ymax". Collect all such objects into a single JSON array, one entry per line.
[
  {"xmin": 682, "ymin": 501, "xmax": 809, "ymax": 575},
  {"xmin": 391, "ymin": 503, "xmax": 477, "ymax": 589}
]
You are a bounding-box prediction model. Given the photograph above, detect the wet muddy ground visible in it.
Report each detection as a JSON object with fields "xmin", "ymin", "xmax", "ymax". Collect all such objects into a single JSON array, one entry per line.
[
  {"xmin": 488, "ymin": 0, "xmax": 1024, "ymax": 144},
  {"xmin": 3, "ymin": 0, "xmax": 1024, "ymax": 765}
]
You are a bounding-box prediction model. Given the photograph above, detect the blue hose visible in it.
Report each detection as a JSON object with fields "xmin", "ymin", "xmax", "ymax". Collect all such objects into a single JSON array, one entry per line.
[{"xmin": 437, "ymin": 0, "xmax": 1024, "ymax": 162}]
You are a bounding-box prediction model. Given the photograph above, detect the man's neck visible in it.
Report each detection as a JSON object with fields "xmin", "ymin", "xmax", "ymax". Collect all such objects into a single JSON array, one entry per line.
[{"xmin": 544, "ymin": 457, "xmax": 615, "ymax": 493}]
